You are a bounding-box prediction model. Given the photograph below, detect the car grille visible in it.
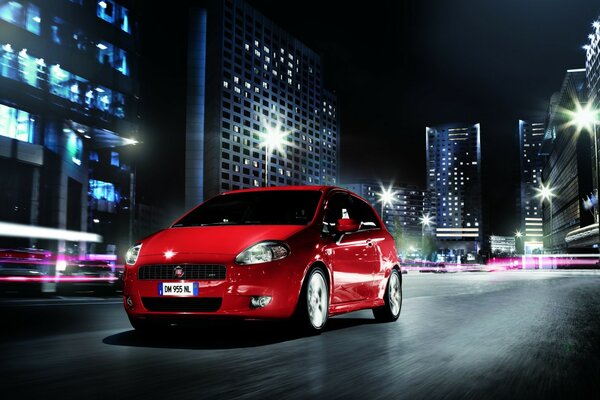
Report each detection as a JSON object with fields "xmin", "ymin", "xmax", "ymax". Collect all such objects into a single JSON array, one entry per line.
[
  {"xmin": 141, "ymin": 297, "xmax": 222, "ymax": 312},
  {"xmin": 138, "ymin": 264, "xmax": 226, "ymax": 280}
]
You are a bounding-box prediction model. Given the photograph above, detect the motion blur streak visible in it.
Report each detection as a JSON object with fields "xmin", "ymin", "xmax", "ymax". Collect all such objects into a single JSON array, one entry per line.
[
  {"xmin": 402, "ymin": 255, "xmax": 599, "ymax": 272},
  {"xmin": 0, "ymin": 222, "xmax": 102, "ymax": 242}
]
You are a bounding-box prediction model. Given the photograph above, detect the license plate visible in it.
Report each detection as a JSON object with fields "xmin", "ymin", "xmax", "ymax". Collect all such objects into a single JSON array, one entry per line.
[{"xmin": 158, "ymin": 282, "xmax": 198, "ymax": 296}]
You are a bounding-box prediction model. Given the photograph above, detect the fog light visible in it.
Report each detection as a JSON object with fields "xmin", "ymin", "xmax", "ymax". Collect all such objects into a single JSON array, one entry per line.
[
  {"xmin": 126, "ymin": 296, "xmax": 134, "ymax": 309},
  {"xmin": 250, "ymin": 296, "xmax": 272, "ymax": 309}
]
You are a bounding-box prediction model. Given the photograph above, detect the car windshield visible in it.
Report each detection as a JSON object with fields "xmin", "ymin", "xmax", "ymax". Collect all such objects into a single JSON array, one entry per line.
[{"xmin": 172, "ymin": 190, "xmax": 323, "ymax": 227}]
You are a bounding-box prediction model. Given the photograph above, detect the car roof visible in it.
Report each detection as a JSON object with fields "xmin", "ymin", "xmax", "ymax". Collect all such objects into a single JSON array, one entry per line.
[{"xmin": 222, "ymin": 185, "xmax": 339, "ymax": 195}]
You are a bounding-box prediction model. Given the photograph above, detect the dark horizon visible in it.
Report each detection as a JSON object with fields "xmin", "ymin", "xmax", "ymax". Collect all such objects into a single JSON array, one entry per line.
[{"xmin": 136, "ymin": 0, "xmax": 600, "ymax": 235}]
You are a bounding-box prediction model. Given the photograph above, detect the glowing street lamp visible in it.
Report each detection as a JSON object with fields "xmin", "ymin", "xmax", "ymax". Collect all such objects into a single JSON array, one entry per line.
[
  {"xmin": 377, "ymin": 185, "xmax": 398, "ymax": 219},
  {"xmin": 515, "ymin": 230, "xmax": 522, "ymax": 239},
  {"xmin": 536, "ymin": 183, "xmax": 555, "ymax": 249},
  {"xmin": 419, "ymin": 213, "xmax": 433, "ymax": 259},
  {"xmin": 420, "ymin": 213, "xmax": 433, "ymax": 229},
  {"xmin": 260, "ymin": 124, "xmax": 289, "ymax": 187},
  {"xmin": 535, "ymin": 183, "xmax": 555, "ymax": 203}
]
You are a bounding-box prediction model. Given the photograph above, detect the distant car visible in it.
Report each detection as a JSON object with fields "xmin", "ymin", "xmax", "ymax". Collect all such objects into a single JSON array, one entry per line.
[
  {"xmin": 433, "ymin": 263, "xmax": 447, "ymax": 273},
  {"xmin": 0, "ymin": 248, "xmax": 54, "ymax": 294},
  {"xmin": 59, "ymin": 260, "xmax": 122, "ymax": 294},
  {"xmin": 123, "ymin": 186, "xmax": 403, "ymax": 333}
]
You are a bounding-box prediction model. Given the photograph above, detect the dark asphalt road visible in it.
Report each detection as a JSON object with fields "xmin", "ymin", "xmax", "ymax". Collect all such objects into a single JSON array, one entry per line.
[{"xmin": 2, "ymin": 271, "xmax": 600, "ymax": 400}]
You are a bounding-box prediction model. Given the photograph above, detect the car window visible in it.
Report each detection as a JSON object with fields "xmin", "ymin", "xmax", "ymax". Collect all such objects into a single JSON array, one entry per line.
[
  {"xmin": 323, "ymin": 193, "xmax": 350, "ymax": 234},
  {"xmin": 350, "ymin": 196, "xmax": 381, "ymax": 229},
  {"xmin": 173, "ymin": 190, "xmax": 322, "ymax": 226},
  {"xmin": 322, "ymin": 193, "xmax": 380, "ymax": 233}
]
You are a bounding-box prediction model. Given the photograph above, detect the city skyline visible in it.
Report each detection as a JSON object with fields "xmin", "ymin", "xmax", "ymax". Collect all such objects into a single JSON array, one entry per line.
[{"xmin": 136, "ymin": 0, "xmax": 600, "ymax": 236}]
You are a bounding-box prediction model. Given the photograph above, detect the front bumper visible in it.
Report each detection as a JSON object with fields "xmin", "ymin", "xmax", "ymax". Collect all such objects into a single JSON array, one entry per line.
[{"xmin": 123, "ymin": 256, "xmax": 303, "ymax": 321}]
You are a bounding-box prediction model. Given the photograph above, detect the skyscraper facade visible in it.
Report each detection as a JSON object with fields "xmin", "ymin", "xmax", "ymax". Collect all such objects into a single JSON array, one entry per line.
[
  {"xmin": 541, "ymin": 69, "xmax": 595, "ymax": 252},
  {"xmin": 585, "ymin": 18, "xmax": 600, "ymax": 107},
  {"xmin": 186, "ymin": 0, "xmax": 339, "ymax": 209},
  {"xmin": 518, "ymin": 118, "xmax": 546, "ymax": 254},
  {"xmin": 426, "ymin": 123, "xmax": 483, "ymax": 260},
  {"xmin": 0, "ymin": 0, "xmax": 140, "ymax": 255},
  {"xmin": 585, "ymin": 17, "xmax": 600, "ymax": 209}
]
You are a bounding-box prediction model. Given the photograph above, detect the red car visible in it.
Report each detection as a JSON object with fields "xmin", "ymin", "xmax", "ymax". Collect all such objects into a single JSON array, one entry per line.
[{"xmin": 123, "ymin": 186, "xmax": 402, "ymax": 333}]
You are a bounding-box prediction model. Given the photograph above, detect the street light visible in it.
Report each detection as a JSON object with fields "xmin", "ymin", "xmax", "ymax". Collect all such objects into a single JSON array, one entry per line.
[
  {"xmin": 420, "ymin": 213, "xmax": 433, "ymax": 259},
  {"xmin": 377, "ymin": 185, "xmax": 398, "ymax": 222},
  {"xmin": 535, "ymin": 183, "xmax": 555, "ymax": 252},
  {"xmin": 260, "ymin": 124, "xmax": 290, "ymax": 187},
  {"xmin": 515, "ymin": 230, "xmax": 522, "ymax": 255}
]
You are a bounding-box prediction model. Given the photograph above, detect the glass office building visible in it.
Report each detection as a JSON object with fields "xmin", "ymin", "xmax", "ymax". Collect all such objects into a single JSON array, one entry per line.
[
  {"xmin": 541, "ymin": 69, "xmax": 596, "ymax": 252},
  {"xmin": 518, "ymin": 118, "xmax": 546, "ymax": 254},
  {"xmin": 426, "ymin": 123, "xmax": 483, "ymax": 260},
  {"xmin": 185, "ymin": 0, "xmax": 340, "ymax": 209},
  {"xmin": 0, "ymin": 0, "xmax": 139, "ymax": 255}
]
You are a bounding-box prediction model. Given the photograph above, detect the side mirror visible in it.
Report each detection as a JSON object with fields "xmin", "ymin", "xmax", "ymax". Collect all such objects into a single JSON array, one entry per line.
[{"xmin": 336, "ymin": 218, "xmax": 360, "ymax": 233}]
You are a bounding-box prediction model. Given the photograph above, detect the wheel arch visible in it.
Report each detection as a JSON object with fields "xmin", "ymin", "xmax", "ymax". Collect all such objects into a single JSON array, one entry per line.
[
  {"xmin": 298, "ymin": 260, "xmax": 331, "ymax": 304},
  {"xmin": 392, "ymin": 264, "xmax": 402, "ymax": 283}
]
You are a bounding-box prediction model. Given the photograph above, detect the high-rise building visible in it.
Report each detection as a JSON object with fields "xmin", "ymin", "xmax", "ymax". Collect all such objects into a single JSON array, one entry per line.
[
  {"xmin": 585, "ymin": 18, "xmax": 600, "ymax": 106},
  {"xmin": 426, "ymin": 123, "xmax": 483, "ymax": 260},
  {"xmin": 342, "ymin": 181, "xmax": 424, "ymax": 247},
  {"xmin": 518, "ymin": 118, "xmax": 546, "ymax": 254},
  {"xmin": 541, "ymin": 69, "xmax": 595, "ymax": 252},
  {"xmin": 0, "ymin": 0, "xmax": 139, "ymax": 255},
  {"xmin": 185, "ymin": 0, "xmax": 339, "ymax": 209},
  {"xmin": 585, "ymin": 17, "xmax": 600, "ymax": 212}
]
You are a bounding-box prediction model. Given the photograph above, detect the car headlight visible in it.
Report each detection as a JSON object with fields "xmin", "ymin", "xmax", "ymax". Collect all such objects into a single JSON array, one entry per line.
[
  {"xmin": 235, "ymin": 241, "xmax": 290, "ymax": 265},
  {"xmin": 125, "ymin": 244, "xmax": 142, "ymax": 266}
]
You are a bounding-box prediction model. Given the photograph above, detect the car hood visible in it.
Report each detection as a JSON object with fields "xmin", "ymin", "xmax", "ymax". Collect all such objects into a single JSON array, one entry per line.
[{"xmin": 140, "ymin": 225, "xmax": 307, "ymax": 256}]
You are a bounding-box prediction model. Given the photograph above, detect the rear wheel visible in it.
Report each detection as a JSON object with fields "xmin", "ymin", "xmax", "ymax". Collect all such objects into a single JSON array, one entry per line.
[
  {"xmin": 295, "ymin": 268, "xmax": 329, "ymax": 334},
  {"xmin": 373, "ymin": 269, "xmax": 402, "ymax": 322}
]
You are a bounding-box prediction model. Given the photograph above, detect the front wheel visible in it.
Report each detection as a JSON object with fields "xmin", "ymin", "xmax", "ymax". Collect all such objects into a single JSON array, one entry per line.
[
  {"xmin": 294, "ymin": 268, "xmax": 329, "ymax": 334},
  {"xmin": 373, "ymin": 269, "xmax": 402, "ymax": 322}
]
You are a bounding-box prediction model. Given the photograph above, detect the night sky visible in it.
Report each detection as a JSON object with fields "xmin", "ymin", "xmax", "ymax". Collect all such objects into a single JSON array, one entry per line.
[{"xmin": 136, "ymin": 0, "xmax": 600, "ymax": 234}]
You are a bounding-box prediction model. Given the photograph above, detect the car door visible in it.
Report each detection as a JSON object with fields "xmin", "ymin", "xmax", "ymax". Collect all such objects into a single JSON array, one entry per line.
[
  {"xmin": 322, "ymin": 192, "xmax": 377, "ymax": 304},
  {"xmin": 349, "ymin": 196, "xmax": 389, "ymax": 296}
]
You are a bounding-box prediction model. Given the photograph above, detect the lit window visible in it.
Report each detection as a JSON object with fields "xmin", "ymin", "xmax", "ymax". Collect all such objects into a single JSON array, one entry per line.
[
  {"xmin": 96, "ymin": 41, "xmax": 114, "ymax": 65},
  {"xmin": 97, "ymin": 0, "xmax": 115, "ymax": 23},
  {"xmin": 110, "ymin": 151, "xmax": 119, "ymax": 167},
  {"xmin": 0, "ymin": 2, "xmax": 41, "ymax": 35},
  {"xmin": 119, "ymin": 6, "xmax": 130, "ymax": 33},
  {"xmin": 89, "ymin": 179, "xmax": 118, "ymax": 203},
  {"xmin": 115, "ymin": 47, "xmax": 129, "ymax": 75},
  {"xmin": 0, "ymin": 104, "xmax": 34, "ymax": 143}
]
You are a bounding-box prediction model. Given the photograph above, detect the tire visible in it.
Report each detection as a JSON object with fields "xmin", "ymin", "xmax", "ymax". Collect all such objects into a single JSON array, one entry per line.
[
  {"xmin": 373, "ymin": 269, "xmax": 402, "ymax": 322},
  {"xmin": 294, "ymin": 267, "xmax": 329, "ymax": 334}
]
